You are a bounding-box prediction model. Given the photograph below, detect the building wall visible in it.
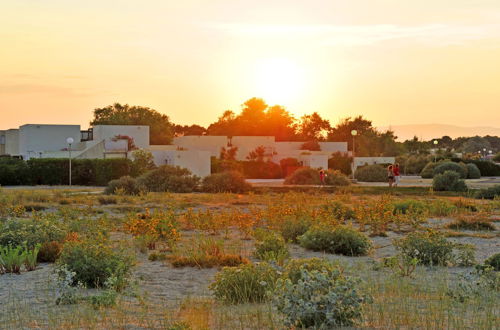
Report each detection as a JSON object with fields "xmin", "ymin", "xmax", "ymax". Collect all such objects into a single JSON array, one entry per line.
[
  {"xmin": 92, "ymin": 125, "xmax": 150, "ymax": 149},
  {"xmin": 5, "ymin": 129, "xmax": 20, "ymax": 156},
  {"xmin": 0, "ymin": 131, "xmax": 5, "ymax": 155},
  {"xmin": 173, "ymin": 136, "xmax": 228, "ymax": 158},
  {"xmin": 230, "ymin": 136, "xmax": 275, "ymax": 161},
  {"xmin": 299, "ymin": 154, "xmax": 329, "ymax": 169},
  {"xmin": 319, "ymin": 142, "xmax": 348, "ymax": 153},
  {"xmin": 19, "ymin": 125, "xmax": 80, "ymax": 159},
  {"xmin": 149, "ymin": 146, "xmax": 211, "ymax": 177}
]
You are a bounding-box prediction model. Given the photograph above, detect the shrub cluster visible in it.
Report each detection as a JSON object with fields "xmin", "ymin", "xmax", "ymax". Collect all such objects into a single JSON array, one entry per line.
[
  {"xmin": 433, "ymin": 162, "xmax": 468, "ymax": 178},
  {"xmin": 274, "ymin": 267, "xmax": 369, "ymax": 328},
  {"xmin": 474, "ymin": 185, "xmax": 500, "ymax": 200},
  {"xmin": 105, "ymin": 176, "xmax": 144, "ymax": 195},
  {"xmin": 201, "ymin": 171, "xmax": 251, "ymax": 193},
  {"xmin": 328, "ymin": 152, "xmax": 353, "ymax": 175},
  {"xmin": 324, "ymin": 169, "xmax": 351, "ymax": 186},
  {"xmin": 0, "ymin": 158, "xmax": 133, "ymax": 186},
  {"xmin": 354, "ymin": 164, "xmax": 387, "ymax": 182},
  {"xmin": 58, "ymin": 239, "xmax": 133, "ymax": 289},
  {"xmin": 466, "ymin": 163, "xmax": 481, "ymax": 179},
  {"xmin": 484, "ymin": 253, "xmax": 500, "ymax": 271},
  {"xmin": 284, "ymin": 167, "xmax": 320, "ymax": 185},
  {"xmin": 464, "ymin": 160, "xmax": 500, "ymax": 176},
  {"xmin": 253, "ymin": 230, "xmax": 289, "ymax": 263},
  {"xmin": 395, "ymin": 230, "xmax": 455, "ymax": 266},
  {"xmin": 432, "ymin": 171, "xmax": 468, "ymax": 192},
  {"xmin": 299, "ymin": 225, "xmax": 372, "ymax": 256},
  {"xmin": 209, "ymin": 262, "xmax": 280, "ymax": 304}
]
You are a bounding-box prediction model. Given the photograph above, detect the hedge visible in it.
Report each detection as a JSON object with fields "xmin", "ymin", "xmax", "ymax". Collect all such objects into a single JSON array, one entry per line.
[
  {"xmin": 463, "ymin": 160, "xmax": 500, "ymax": 176},
  {"xmin": 0, "ymin": 158, "xmax": 133, "ymax": 186}
]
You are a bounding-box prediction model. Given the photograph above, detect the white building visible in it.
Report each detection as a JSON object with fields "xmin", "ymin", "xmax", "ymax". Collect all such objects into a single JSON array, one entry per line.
[{"xmin": 1, "ymin": 123, "xmax": 356, "ymax": 177}]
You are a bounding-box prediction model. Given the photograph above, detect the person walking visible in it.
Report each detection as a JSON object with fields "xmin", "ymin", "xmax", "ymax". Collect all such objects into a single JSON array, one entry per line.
[
  {"xmin": 319, "ymin": 169, "xmax": 326, "ymax": 185},
  {"xmin": 387, "ymin": 165, "xmax": 394, "ymax": 188},
  {"xmin": 393, "ymin": 163, "xmax": 401, "ymax": 187}
]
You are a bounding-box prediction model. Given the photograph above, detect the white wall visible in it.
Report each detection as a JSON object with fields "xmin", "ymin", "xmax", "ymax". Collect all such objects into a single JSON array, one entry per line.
[
  {"xmin": 319, "ymin": 142, "xmax": 348, "ymax": 153},
  {"xmin": 230, "ymin": 136, "xmax": 275, "ymax": 161},
  {"xmin": 92, "ymin": 125, "xmax": 150, "ymax": 149},
  {"xmin": 149, "ymin": 146, "xmax": 211, "ymax": 177},
  {"xmin": 173, "ymin": 136, "xmax": 227, "ymax": 158},
  {"xmin": 19, "ymin": 125, "xmax": 80, "ymax": 159},
  {"xmin": 354, "ymin": 157, "xmax": 396, "ymax": 169},
  {"xmin": 299, "ymin": 154, "xmax": 329, "ymax": 169},
  {"xmin": 5, "ymin": 129, "xmax": 20, "ymax": 156}
]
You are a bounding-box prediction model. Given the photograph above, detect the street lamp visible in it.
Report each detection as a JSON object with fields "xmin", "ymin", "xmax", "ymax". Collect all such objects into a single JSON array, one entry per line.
[
  {"xmin": 433, "ymin": 140, "xmax": 438, "ymax": 162},
  {"xmin": 66, "ymin": 137, "xmax": 74, "ymax": 186},
  {"xmin": 483, "ymin": 148, "xmax": 487, "ymax": 159},
  {"xmin": 351, "ymin": 130, "xmax": 358, "ymax": 179}
]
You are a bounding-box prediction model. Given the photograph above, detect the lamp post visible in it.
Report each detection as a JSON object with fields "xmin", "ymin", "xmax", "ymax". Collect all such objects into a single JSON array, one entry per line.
[
  {"xmin": 433, "ymin": 140, "xmax": 438, "ymax": 162},
  {"xmin": 351, "ymin": 130, "xmax": 358, "ymax": 179},
  {"xmin": 483, "ymin": 148, "xmax": 487, "ymax": 159},
  {"xmin": 66, "ymin": 137, "xmax": 74, "ymax": 186}
]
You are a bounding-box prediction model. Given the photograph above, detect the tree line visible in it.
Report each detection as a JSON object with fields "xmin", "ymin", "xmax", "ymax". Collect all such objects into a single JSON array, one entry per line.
[{"xmin": 90, "ymin": 98, "xmax": 500, "ymax": 157}]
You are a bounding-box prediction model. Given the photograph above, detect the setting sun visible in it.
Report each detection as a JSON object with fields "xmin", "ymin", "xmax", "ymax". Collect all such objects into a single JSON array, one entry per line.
[{"xmin": 252, "ymin": 58, "xmax": 307, "ymax": 106}]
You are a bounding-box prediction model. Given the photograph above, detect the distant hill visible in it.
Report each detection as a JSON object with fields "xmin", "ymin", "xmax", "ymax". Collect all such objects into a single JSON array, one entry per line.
[{"xmin": 377, "ymin": 124, "xmax": 500, "ymax": 141}]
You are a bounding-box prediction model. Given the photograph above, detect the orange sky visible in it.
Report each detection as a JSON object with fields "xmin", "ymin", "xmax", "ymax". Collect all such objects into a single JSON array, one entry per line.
[{"xmin": 1, "ymin": 0, "xmax": 500, "ymax": 131}]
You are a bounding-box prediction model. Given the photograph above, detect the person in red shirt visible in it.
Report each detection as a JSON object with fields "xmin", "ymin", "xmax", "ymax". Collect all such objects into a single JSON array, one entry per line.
[
  {"xmin": 319, "ymin": 169, "xmax": 326, "ymax": 185},
  {"xmin": 393, "ymin": 163, "xmax": 401, "ymax": 187}
]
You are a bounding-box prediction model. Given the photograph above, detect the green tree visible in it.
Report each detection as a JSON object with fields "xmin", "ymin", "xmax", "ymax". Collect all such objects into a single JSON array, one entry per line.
[
  {"xmin": 91, "ymin": 103, "xmax": 174, "ymax": 145},
  {"xmin": 297, "ymin": 112, "xmax": 331, "ymax": 141}
]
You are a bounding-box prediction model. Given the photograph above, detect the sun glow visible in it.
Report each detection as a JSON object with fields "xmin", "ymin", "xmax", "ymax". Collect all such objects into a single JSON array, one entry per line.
[{"xmin": 252, "ymin": 58, "xmax": 307, "ymax": 106}]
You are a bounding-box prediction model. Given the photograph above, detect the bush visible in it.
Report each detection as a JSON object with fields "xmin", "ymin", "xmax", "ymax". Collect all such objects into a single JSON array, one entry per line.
[
  {"xmin": 464, "ymin": 160, "xmax": 500, "ymax": 176},
  {"xmin": 446, "ymin": 216, "xmax": 495, "ymax": 231},
  {"xmin": 474, "ymin": 185, "xmax": 500, "ymax": 199},
  {"xmin": 321, "ymin": 200, "xmax": 355, "ymax": 220},
  {"xmin": 433, "ymin": 162, "xmax": 467, "ymax": 178},
  {"xmin": 253, "ymin": 230, "xmax": 289, "ymax": 262},
  {"xmin": 397, "ymin": 154, "xmax": 430, "ymax": 175},
  {"xmin": 466, "ymin": 163, "xmax": 481, "ymax": 179},
  {"xmin": 273, "ymin": 268, "xmax": 369, "ymax": 328},
  {"xmin": 0, "ymin": 158, "xmax": 30, "ymax": 185},
  {"xmin": 484, "ymin": 253, "xmax": 500, "ymax": 271},
  {"xmin": 392, "ymin": 199, "xmax": 427, "ymax": 215},
  {"xmin": 38, "ymin": 241, "xmax": 62, "ymax": 262},
  {"xmin": 279, "ymin": 217, "xmax": 312, "ymax": 243},
  {"xmin": 0, "ymin": 217, "xmax": 67, "ymax": 249},
  {"xmin": 241, "ymin": 161, "xmax": 282, "ymax": 179},
  {"xmin": 420, "ymin": 161, "xmax": 439, "ymax": 178},
  {"xmin": 283, "ymin": 258, "xmax": 337, "ymax": 284},
  {"xmin": 354, "ymin": 164, "xmax": 387, "ymax": 182},
  {"xmin": 58, "ymin": 240, "xmax": 133, "ymax": 289},
  {"xmin": 284, "ymin": 167, "xmax": 320, "ymax": 185},
  {"xmin": 201, "ymin": 171, "xmax": 251, "ymax": 193},
  {"xmin": 138, "ymin": 165, "xmax": 199, "ymax": 193},
  {"xmin": 105, "ymin": 176, "xmax": 143, "ymax": 195},
  {"xmin": 324, "ymin": 169, "xmax": 351, "ymax": 186},
  {"xmin": 394, "ymin": 230, "xmax": 455, "ymax": 266},
  {"xmin": 432, "ymin": 171, "xmax": 467, "ymax": 192},
  {"xmin": 299, "ymin": 225, "xmax": 372, "ymax": 256},
  {"xmin": 328, "ymin": 152, "xmax": 353, "ymax": 175},
  {"xmin": 209, "ymin": 262, "xmax": 279, "ymax": 304}
]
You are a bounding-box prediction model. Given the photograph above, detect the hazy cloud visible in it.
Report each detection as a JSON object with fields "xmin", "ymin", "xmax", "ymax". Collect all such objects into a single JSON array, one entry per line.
[
  {"xmin": 208, "ymin": 23, "xmax": 500, "ymax": 46},
  {"xmin": 0, "ymin": 83, "xmax": 96, "ymax": 97}
]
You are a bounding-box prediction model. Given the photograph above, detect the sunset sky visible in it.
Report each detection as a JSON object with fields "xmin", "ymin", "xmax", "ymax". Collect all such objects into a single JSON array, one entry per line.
[{"xmin": 1, "ymin": 0, "xmax": 500, "ymax": 132}]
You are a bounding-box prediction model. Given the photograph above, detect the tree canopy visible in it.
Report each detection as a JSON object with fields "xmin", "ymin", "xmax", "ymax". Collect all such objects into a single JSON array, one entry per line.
[{"xmin": 91, "ymin": 103, "xmax": 174, "ymax": 145}]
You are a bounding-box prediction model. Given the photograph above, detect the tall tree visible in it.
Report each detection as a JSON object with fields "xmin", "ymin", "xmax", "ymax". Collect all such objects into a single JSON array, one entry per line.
[
  {"xmin": 297, "ymin": 112, "xmax": 331, "ymax": 141},
  {"xmin": 91, "ymin": 103, "xmax": 173, "ymax": 145}
]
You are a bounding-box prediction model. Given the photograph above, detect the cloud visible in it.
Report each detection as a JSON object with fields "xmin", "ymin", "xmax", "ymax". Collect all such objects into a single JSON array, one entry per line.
[
  {"xmin": 208, "ymin": 22, "xmax": 500, "ymax": 47},
  {"xmin": 0, "ymin": 83, "xmax": 96, "ymax": 97}
]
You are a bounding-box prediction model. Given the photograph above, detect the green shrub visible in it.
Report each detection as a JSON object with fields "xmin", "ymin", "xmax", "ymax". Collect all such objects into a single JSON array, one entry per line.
[
  {"xmin": 464, "ymin": 160, "xmax": 500, "ymax": 176},
  {"xmin": 279, "ymin": 216, "xmax": 312, "ymax": 243},
  {"xmin": 392, "ymin": 199, "xmax": 427, "ymax": 215},
  {"xmin": 253, "ymin": 230, "xmax": 289, "ymax": 262},
  {"xmin": 138, "ymin": 165, "xmax": 200, "ymax": 193},
  {"xmin": 432, "ymin": 171, "xmax": 467, "ymax": 192},
  {"xmin": 299, "ymin": 225, "xmax": 372, "ymax": 256},
  {"xmin": 474, "ymin": 185, "xmax": 500, "ymax": 200},
  {"xmin": 394, "ymin": 230, "xmax": 454, "ymax": 266},
  {"xmin": 433, "ymin": 162, "xmax": 467, "ymax": 178},
  {"xmin": 397, "ymin": 154, "xmax": 430, "ymax": 175},
  {"xmin": 105, "ymin": 176, "xmax": 143, "ymax": 195},
  {"xmin": 354, "ymin": 164, "xmax": 387, "ymax": 182},
  {"xmin": 284, "ymin": 167, "xmax": 320, "ymax": 185},
  {"xmin": 484, "ymin": 253, "xmax": 500, "ymax": 271},
  {"xmin": 420, "ymin": 161, "xmax": 441, "ymax": 178},
  {"xmin": 466, "ymin": 163, "xmax": 481, "ymax": 179},
  {"xmin": 201, "ymin": 171, "xmax": 251, "ymax": 193},
  {"xmin": 321, "ymin": 200, "xmax": 355, "ymax": 220},
  {"xmin": 241, "ymin": 161, "xmax": 282, "ymax": 179},
  {"xmin": 0, "ymin": 158, "xmax": 30, "ymax": 185},
  {"xmin": 328, "ymin": 152, "xmax": 353, "ymax": 175},
  {"xmin": 58, "ymin": 240, "xmax": 133, "ymax": 289},
  {"xmin": 428, "ymin": 199, "xmax": 457, "ymax": 216},
  {"xmin": 0, "ymin": 245, "xmax": 24, "ymax": 274},
  {"xmin": 209, "ymin": 262, "xmax": 279, "ymax": 304},
  {"xmin": 324, "ymin": 169, "xmax": 351, "ymax": 186},
  {"xmin": 0, "ymin": 217, "xmax": 67, "ymax": 248},
  {"xmin": 273, "ymin": 268, "xmax": 369, "ymax": 328},
  {"xmin": 283, "ymin": 258, "xmax": 337, "ymax": 284}
]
